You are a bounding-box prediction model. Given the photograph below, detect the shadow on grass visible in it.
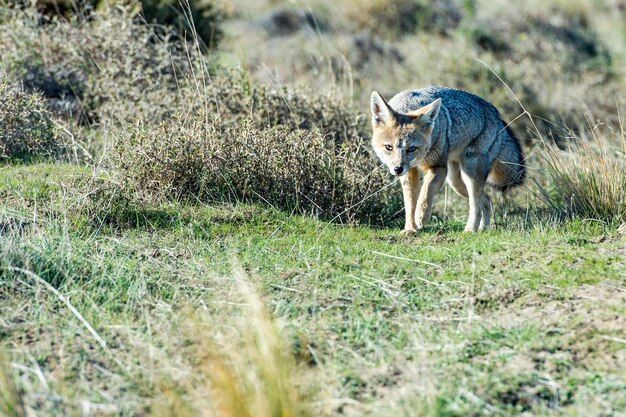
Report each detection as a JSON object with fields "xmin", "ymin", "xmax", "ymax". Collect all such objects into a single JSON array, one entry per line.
[
  {"xmin": 0, "ymin": 216, "xmax": 34, "ymax": 236},
  {"xmin": 85, "ymin": 187, "xmax": 585, "ymax": 237},
  {"xmin": 88, "ymin": 199, "xmax": 285, "ymax": 237}
]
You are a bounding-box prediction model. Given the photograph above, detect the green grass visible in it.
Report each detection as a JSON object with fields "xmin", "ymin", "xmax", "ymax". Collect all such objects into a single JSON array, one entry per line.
[
  {"xmin": 3, "ymin": 1, "xmax": 626, "ymax": 415},
  {"xmin": 1, "ymin": 163, "xmax": 624, "ymax": 416}
]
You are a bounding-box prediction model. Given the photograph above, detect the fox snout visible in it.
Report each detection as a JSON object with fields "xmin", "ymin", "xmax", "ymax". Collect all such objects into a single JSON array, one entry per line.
[
  {"xmin": 382, "ymin": 161, "xmax": 409, "ymax": 177},
  {"xmin": 380, "ymin": 154, "xmax": 411, "ymax": 177},
  {"xmin": 390, "ymin": 163, "xmax": 412, "ymax": 176}
]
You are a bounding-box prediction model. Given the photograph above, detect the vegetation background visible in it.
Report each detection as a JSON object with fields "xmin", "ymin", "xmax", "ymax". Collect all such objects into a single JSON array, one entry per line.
[{"xmin": 0, "ymin": 0, "xmax": 624, "ymax": 416}]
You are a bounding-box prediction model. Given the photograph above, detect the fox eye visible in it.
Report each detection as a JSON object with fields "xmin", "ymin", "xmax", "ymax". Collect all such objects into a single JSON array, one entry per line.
[
  {"xmin": 407, "ymin": 146, "xmax": 417, "ymax": 153},
  {"xmin": 384, "ymin": 144, "xmax": 393, "ymax": 151}
]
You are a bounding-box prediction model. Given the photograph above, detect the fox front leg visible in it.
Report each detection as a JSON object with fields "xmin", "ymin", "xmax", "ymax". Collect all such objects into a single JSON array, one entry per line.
[
  {"xmin": 415, "ymin": 166, "xmax": 447, "ymax": 229},
  {"xmin": 400, "ymin": 167, "xmax": 420, "ymax": 235}
]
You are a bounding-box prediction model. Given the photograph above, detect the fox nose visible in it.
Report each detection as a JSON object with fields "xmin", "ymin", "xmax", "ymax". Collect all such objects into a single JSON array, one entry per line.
[{"xmin": 394, "ymin": 166, "xmax": 404, "ymax": 175}]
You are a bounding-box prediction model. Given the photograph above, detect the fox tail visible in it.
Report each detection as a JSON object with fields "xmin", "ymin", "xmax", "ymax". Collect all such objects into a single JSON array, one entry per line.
[{"xmin": 487, "ymin": 124, "xmax": 526, "ymax": 192}]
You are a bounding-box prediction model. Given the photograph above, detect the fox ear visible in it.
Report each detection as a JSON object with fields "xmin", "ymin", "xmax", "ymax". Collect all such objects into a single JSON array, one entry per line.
[
  {"xmin": 408, "ymin": 98, "xmax": 442, "ymax": 128},
  {"xmin": 371, "ymin": 91, "xmax": 395, "ymax": 126}
]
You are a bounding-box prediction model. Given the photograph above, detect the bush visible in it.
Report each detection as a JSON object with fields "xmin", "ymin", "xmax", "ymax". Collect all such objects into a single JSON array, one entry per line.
[
  {"xmin": 350, "ymin": 0, "xmax": 463, "ymax": 37},
  {"xmin": 255, "ymin": 7, "xmax": 323, "ymax": 37},
  {"xmin": 2, "ymin": 0, "xmax": 99, "ymax": 20},
  {"xmin": 208, "ymin": 72, "xmax": 368, "ymax": 144},
  {"xmin": 1, "ymin": 4, "xmax": 364, "ymax": 137},
  {"xmin": 0, "ymin": 80, "xmax": 62, "ymax": 162},
  {"xmin": 139, "ymin": 0, "xmax": 230, "ymax": 47},
  {"xmin": 3, "ymin": 0, "xmax": 230, "ymax": 47},
  {"xmin": 104, "ymin": 113, "xmax": 396, "ymax": 224},
  {"xmin": 0, "ymin": 6, "xmax": 198, "ymax": 126},
  {"xmin": 468, "ymin": 10, "xmax": 611, "ymax": 74}
]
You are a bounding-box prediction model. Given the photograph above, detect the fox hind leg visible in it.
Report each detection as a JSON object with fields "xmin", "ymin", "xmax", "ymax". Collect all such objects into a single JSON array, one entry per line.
[
  {"xmin": 460, "ymin": 171, "xmax": 483, "ymax": 232},
  {"xmin": 415, "ymin": 165, "xmax": 447, "ymax": 229},
  {"xmin": 446, "ymin": 162, "xmax": 468, "ymax": 198},
  {"xmin": 449, "ymin": 161, "xmax": 489, "ymax": 231},
  {"xmin": 459, "ymin": 154, "xmax": 491, "ymax": 232},
  {"xmin": 448, "ymin": 161, "xmax": 492, "ymax": 230},
  {"xmin": 478, "ymin": 192, "xmax": 491, "ymax": 230}
]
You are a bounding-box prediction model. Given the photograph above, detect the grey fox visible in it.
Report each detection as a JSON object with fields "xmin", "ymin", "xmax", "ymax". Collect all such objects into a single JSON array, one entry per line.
[{"xmin": 370, "ymin": 87, "xmax": 525, "ymax": 233}]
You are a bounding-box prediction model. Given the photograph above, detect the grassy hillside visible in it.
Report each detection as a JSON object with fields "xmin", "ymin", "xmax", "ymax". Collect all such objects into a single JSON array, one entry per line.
[{"xmin": 1, "ymin": 1, "xmax": 625, "ymax": 416}]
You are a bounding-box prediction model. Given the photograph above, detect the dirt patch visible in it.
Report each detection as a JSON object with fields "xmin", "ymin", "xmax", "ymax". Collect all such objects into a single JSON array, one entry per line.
[{"xmin": 488, "ymin": 282, "xmax": 626, "ymax": 372}]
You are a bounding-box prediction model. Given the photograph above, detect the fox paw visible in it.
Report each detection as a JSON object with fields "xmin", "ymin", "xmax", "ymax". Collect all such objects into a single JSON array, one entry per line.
[{"xmin": 400, "ymin": 228, "xmax": 418, "ymax": 236}]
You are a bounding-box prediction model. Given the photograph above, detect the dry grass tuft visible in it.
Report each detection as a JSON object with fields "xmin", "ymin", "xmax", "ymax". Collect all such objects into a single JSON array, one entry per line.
[
  {"xmin": 151, "ymin": 267, "xmax": 313, "ymax": 417},
  {"xmin": 539, "ymin": 125, "xmax": 626, "ymax": 224},
  {"xmin": 206, "ymin": 269, "xmax": 312, "ymax": 417}
]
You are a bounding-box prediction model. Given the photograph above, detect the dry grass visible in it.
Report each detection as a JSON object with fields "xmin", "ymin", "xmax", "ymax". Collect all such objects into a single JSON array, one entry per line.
[
  {"xmin": 0, "ymin": 354, "xmax": 25, "ymax": 417},
  {"xmin": 149, "ymin": 267, "xmax": 314, "ymax": 417},
  {"xmin": 0, "ymin": 5, "xmax": 200, "ymax": 126},
  {"xmin": 103, "ymin": 113, "xmax": 395, "ymax": 224},
  {"xmin": 539, "ymin": 125, "xmax": 626, "ymax": 224}
]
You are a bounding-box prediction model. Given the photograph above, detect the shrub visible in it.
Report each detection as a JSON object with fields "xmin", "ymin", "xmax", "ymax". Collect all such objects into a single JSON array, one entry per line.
[
  {"xmin": 255, "ymin": 7, "xmax": 323, "ymax": 37},
  {"xmin": 538, "ymin": 128, "xmax": 626, "ymax": 224},
  {"xmin": 139, "ymin": 0, "xmax": 230, "ymax": 47},
  {"xmin": 465, "ymin": 3, "xmax": 611, "ymax": 74},
  {"xmin": 2, "ymin": 6, "xmax": 363, "ymax": 136},
  {"xmin": 0, "ymin": 6, "xmax": 198, "ymax": 126},
  {"xmin": 350, "ymin": 0, "xmax": 463, "ymax": 38},
  {"xmin": 208, "ymin": 72, "xmax": 368, "ymax": 144},
  {"xmin": 0, "ymin": 80, "xmax": 62, "ymax": 162},
  {"xmin": 105, "ymin": 113, "xmax": 395, "ymax": 224},
  {"xmin": 344, "ymin": 32, "xmax": 406, "ymax": 73},
  {"xmin": 2, "ymin": 0, "xmax": 103, "ymax": 19},
  {"xmin": 3, "ymin": 0, "xmax": 230, "ymax": 47}
]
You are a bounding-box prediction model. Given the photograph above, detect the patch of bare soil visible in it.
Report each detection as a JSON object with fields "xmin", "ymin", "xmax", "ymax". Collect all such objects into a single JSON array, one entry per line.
[{"xmin": 492, "ymin": 282, "xmax": 625, "ymax": 369}]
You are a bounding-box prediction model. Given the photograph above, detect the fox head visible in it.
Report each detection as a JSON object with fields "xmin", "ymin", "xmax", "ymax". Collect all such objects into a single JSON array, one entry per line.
[{"xmin": 370, "ymin": 91, "xmax": 442, "ymax": 176}]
